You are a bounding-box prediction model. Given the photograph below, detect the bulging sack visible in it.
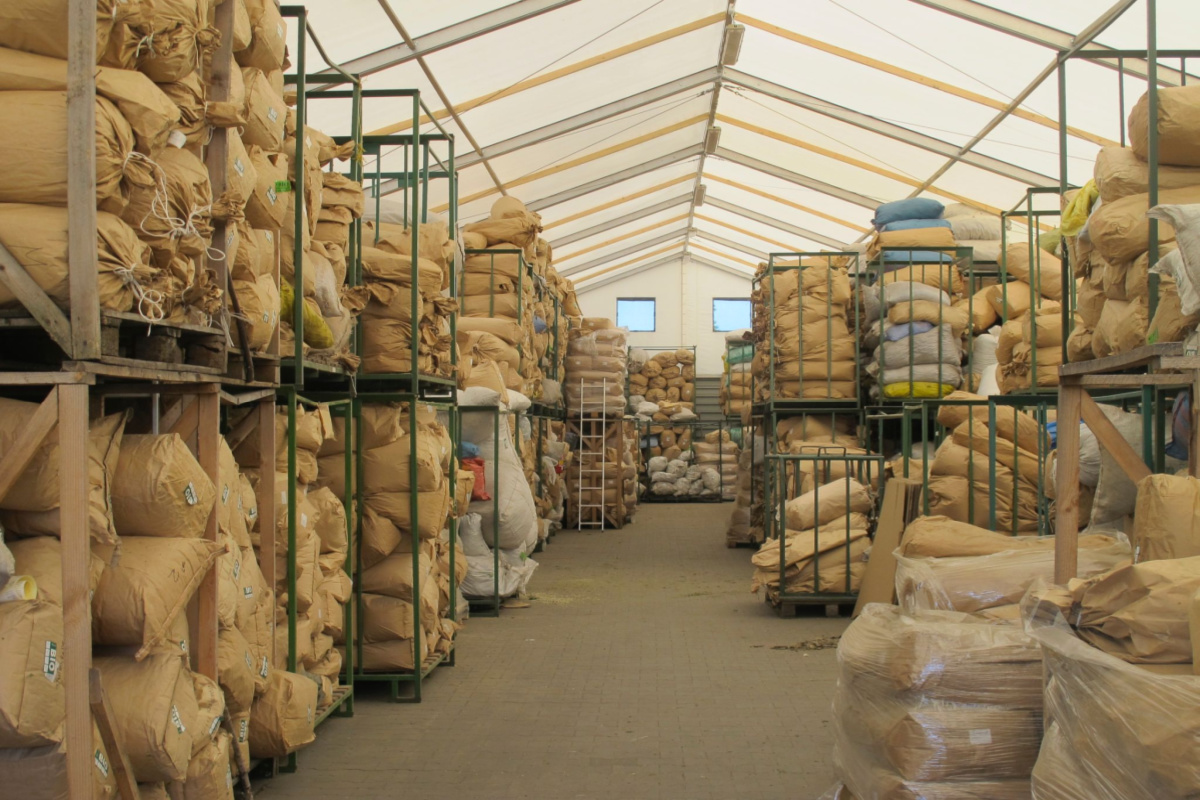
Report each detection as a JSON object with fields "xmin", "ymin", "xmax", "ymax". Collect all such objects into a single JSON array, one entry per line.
[
  {"xmin": 248, "ymin": 669, "xmax": 318, "ymax": 758},
  {"xmin": 112, "ymin": 434, "xmax": 217, "ymax": 538},
  {"xmin": 0, "ymin": 601, "xmax": 64, "ymax": 749}
]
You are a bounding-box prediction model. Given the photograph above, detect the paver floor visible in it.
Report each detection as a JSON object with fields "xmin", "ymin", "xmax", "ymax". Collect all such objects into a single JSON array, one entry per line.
[{"xmin": 261, "ymin": 503, "xmax": 849, "ymax": 800}]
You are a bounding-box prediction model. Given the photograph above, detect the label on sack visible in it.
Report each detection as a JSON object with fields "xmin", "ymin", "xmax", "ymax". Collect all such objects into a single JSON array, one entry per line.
[
  {"xmin": 239, "ymin": 718, "xmax": 248, "ymax": 742},
  {"xmin": 274, "ymin": 180, "xmax": 292, "ymax": 193},
  {"xmin": 276, "ymin": 23, "xmax": 283, "ymax": 39},
  {"xmin": 43, "ymin": 640, "xmax": 59, "ymax": 682},
  {"xmin": 232, "ymin": 559, "xmax": 242, "ymax": 580},
  {"xmin": 249, "ymin": 505, "xmax": 258, "ymax": 520},
  {"xmin": 183, "ymin": 483, "xmax": 199, "ymax": 506},
  {"xmin": 281, "ymin": 491, "xmax": 287, "ymax": 505},
  {"xmin": 266, "ymin": 186, "xmax": 278, "ymax": 205},
  {"xmin": 222, "ymin": 484, "xmax": 231, "ymax": 504},
  {"xmin": 209, "ymin": 715, "xmax": 222, "ymax": 736},
  {"xmin": 170, "ymin": 705, "xmax": 187, "ymax": 734},
  {"xmin": 245, "ymin": 652, "xmax": 254, "ymax": 670},
  {"xmin": 299, "ymin": 513, "xmax": 308, "ymax": 528},
  {"xmin": 243, "ymin": 586, "xmax": 254, "ymax": 599},
  {"xmin": 179, "ymin": 638, "xmax": 188, "ymax": 654},
  {"xmin": 264, "ymin": 231, "xmax": 273, "ymax": 243},
  {"xmin": 227, "ymin": 768, "xmax": 233, "ymax": 788},
  {"xmin": 267, "ymin": 107, "xmax": 279, "ymax": 123},
  {"xmin": 167, "ymin": 129, "xmax": 187, "ymax": 149},
  {"xmin": 259, "ymin": 657, "xmax": 269, "ymax": 679},
  {"xmin": 233, "ymin": 157, "xmax": 246, "ymax": 176},
  {"xmin": 969, "ymin": 729, "xmax": 992, "ymax": 746},
  {"xmin": 94, "ymin": 750, "xmax": 110, "ymax": 778}
]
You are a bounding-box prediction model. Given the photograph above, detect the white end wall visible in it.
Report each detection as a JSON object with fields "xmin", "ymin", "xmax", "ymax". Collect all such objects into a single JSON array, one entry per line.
[{"xmin": 575, "ymin": 256, "xmax": 753, "ymax": 375}]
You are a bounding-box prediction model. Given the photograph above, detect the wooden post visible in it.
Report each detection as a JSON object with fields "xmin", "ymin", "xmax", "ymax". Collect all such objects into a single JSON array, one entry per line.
[
  {"xmin": 1055, "ymin": 381, "xmax": 1083, "ymax": 584},
  {"xmin": 66, "ymin": 0, "xmax": 100, "ymax": 358},
  {"xmin": 255, "ymin": 398, "xmax": 278, "ymax": 665},
  {"xmin": 89, "ymin": 669, "xmax": 141, "ymax": 800},
  {"xmin": 205, "ymin": 0, "xmax": 235, "ymax": 377},
  {"xmin": 195, "ymin": 387, "xmax": 221, "ymax": 679},
  {"xmin": 1192, "ymin": 373, "xmax": 1200, "ymax": 478},
  {"xmin": 1080, "ymin": 393, "xmax": 1152, "ymax": 485},
  {"xmin": 59, "ymin": 382, "xmax": 92, "ymax": 797}
]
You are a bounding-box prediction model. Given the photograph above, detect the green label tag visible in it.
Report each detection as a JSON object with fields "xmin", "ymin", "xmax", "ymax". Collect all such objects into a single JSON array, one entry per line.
[
  {"xmin": 43, "ymin": 640, "xmax": 59, "ymax": 682},
  {"xmin": 274, "ymin": 180, "xmax": 292, "ymax": 194}
]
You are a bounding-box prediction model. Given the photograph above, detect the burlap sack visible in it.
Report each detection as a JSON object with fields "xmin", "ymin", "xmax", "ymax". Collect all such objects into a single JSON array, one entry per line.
[
  {"xmin": 235, "ymin": 0, "xmax": 286, "ymax": 72},
  {"xmin": 244, "ymin": 146, "xmax": 289, "ymax": 229},
  {"xmin": 231, "ymin": 274, "xmax": 279, "ymax": 350},
  {"xmin": 184, "ymin": 730, "xmax": 234, "ymax": 800},
  {"xmin": 92, "ymin": 536, "xmax": 222, "ymax": 657},
  {"xmin": 1132, "ymin": 474, "xmax": 1200, "ymax": 562},
  {"xmin": 121, "ymin": 145, "xmax": 213, "ymax": 263},
  {"xmin": 1095, "ymin": 144, "xmax": 1200, "ymax": 202},
  {"xmin": 1090, "ymin": 186, "xmax": 1200, "ymax": 265},
  {"xmin": 217, "ymin": 626, "xmax": 256, "ymax": 715},
  {"xmin": 112, "ymin": 434, "xmax": 217, "ymax": 538},
  {"xmin": 0, "ymin": 600, "xmax": 64, "ymax": 748},
  {"xmin": 0, "ymin": 204, "xmax": 156, "ymax": 314},
  {"xmin": 240, "ymin": 68, "xmax": 286, "ymax": 152},
  {"xmin": 248, "ymin": 669, "xmax": 317, "ymax": 758},
  {"xmin": 1130, "ymin": 84, "xmax": 1200, "ymax": 167},
  {"xmin": 95, "ymin": 652, "xmax": 198, "ymax": 782},
  {"xmin": 1004, "ymin": 242, "xmax": 1064, "ymax": 301},
  {"xmin": 0, "ymin": 91, "xmax": 133, "ymax": 208},
  {"xmin": 0, "ymin": 403, "xmax": 125, "ymax": 545},
  {"xmin": 784, "ymin": 478, "xmax": 872, "ymax": 530}
]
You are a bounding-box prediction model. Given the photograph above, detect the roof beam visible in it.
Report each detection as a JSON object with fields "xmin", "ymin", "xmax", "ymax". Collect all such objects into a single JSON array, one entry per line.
[
  {"xmin": 717, "ymin": 114, "xmax": 1003, "ymax": 216},
  {"xmin": 714, "ymin": 147, "xmax": 880, "ymax": 209},
  {"xmin": 699, "ymin": 200, "xmax": 846, "ymax": 250},
  {"xmin": 910, "ymin": 0, "xmax": 1191, "ymax": 86},
  {"xmin": 441, "ymin": 114, "xmax": 709, "ymax": 211},
  {"xmin": 722, "ymin": 68, "xmax": 1055, "ymax": 187},
  {"xmin": 688, "ymin": 254, "xmax": 756, "ymax": 280},
  {"xmin": 739, "ymin": 14, "xmax": 1117, "ymax": 148},
  {"xmin": 689, "ymin": 241, "xmax": 758, "ymax": 269},
  {"xmin": 312, "ymin": 0, "xmax": 584, "ymax": 89},
  {"xmin": 553, "ymin": 193, "xmax": 693, "ymax": 247},
  {"xmin": 543, "ymin": 175, "xmax": 696, "ymax": 231},
  {"xmin": 704, "ymin": 174, "xmax": 868, "ymax": 233},
  {"xmin": 691, "ymin": 229, "xmax": 769, "ymax": 262},
  {"xmin": 556, "ymin": 214, "xmax": 691, "ymax": 263},
  {"xmin": 560, "ymin": 229, "xmax": 689, "ymax": 276},
  {"xmin": 370, "ymin": 13, "xmax": 726, "ymax": 135},
  {"xmin": 527, "ymin": 144, "xmax": 704, "ymax": 213},
  {"xmin": 895, "ymin": 0, "xmax": 1134, "ymax": 233},
  {"xmin": 575, "ymin": 254, "xmax": 685, "ymax": 291},
  {"xmin": 458, "ymin": 68, "xmax": 720, "ymax": 171},
  {"xmin": 572, "ymin": 242, "xmax": 688, "ymax": 282}
]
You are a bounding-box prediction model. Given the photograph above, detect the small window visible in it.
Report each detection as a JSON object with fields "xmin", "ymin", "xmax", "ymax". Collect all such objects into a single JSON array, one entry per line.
[
  {"xmin": 713, "ymin": 298, "xmax": 751, "ymax": 332},
  {"xmin": 617, "ymin": 298, "xmax": 656, "ymax": 332}
]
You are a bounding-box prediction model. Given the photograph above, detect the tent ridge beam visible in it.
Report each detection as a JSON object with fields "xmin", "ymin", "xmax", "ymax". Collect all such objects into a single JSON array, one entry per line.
[
  {"xmin": 527, "ymin": 144, "xmax": 704, "ymax": 213},
  {"xmin": 560, "ymin": 229, "xmax": 689, "ymax": 276},
  {"xmin": 713, "ymin": 146, "xmax": 880, "ymax": 209},
  {"xmin": 552, "ymin": 193, "xmax": 695, "ymax": 247}
]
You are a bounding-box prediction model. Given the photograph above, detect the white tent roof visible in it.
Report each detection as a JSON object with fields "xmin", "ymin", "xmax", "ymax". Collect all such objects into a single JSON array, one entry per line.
[{"xmin": 292, "ymin": 0, "xmax": 1200, "ymax": 286}]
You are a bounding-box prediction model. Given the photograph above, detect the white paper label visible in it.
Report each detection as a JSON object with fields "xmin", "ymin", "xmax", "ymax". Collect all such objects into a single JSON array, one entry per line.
[
  {"xmin": 243, "ymin": 586, "xmax": 254, "ymax": 598},
  {"xmin": 265, "ymin": 231, "xmax": 274, "ymax": 243},
  {"xmin": 232, "ymin": 559, "xmax": 241, "ymax": 580},
  {"xmin": 968, "ymin": 729, "xmax": 992, "ymax": 746},
  {"xmin": 267, "ymin": 107, "xmax": 279, "ymax": 123},
  {"xmin": 244, "ymin": 652, "xmax": 253, "ymax": 670},
  {"xmin": 43, "ymin": 640, "xmax": 59, "ymax": 682},
  {"xmin": 222, "ymin": 485, "xmax": 231, "ymax": 504},
  {"xmin": 233, "ymin": 157, "xmax": 246, "ymax": 176},
  {"xmin": 184, "ymin": 483, "xmax": 198, "ymax": 506},
  {"xmin": 209, "ymin": 715, "xmax": 222, "ymax": 736},
  {"xmin": 170, "ymin": 705, "xmax": 186, "ymax": 734},
  {"xmin": 267, "ymin": 186, "xmax": 278, "ymax": 205},
  {"xmin": 167, "ymin": 129, "xmax": 187, "ymax": 149},
  {"xmin": 299, "ymin": 513, "xmax": 308, "ymax": 528},
  {"xmin": 281, "ymin": 491, "xmax": 287, "ymax": 505},
  {"xmin": 95, "ymin": 750, "xmax": 110, "ymax": 777},
  {"xmin": 239, "ymin": 718, "xmax": 248, "ymax": 742},
  {"xmin": 276, "ymin": 23, "xmax": 283, "ymax": 39}
]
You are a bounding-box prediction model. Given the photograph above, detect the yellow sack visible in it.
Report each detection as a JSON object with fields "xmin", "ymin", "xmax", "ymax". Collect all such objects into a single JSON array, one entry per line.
[
  {"xmin": 883, "ymin": 382, "xmax": 956, "ymax": 399},
  {"xmin": 1061, "ymin": 179, "xmax": 1099, "ymax": 237},
  {"xmin": 280, "ymin": 281, "xmax": 332, "ymax": 349}
]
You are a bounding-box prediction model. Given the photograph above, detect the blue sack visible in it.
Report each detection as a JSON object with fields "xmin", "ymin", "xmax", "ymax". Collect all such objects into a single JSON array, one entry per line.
[
  {"xmin": 882, "ymin": 250, "xmax": 954, "ymax": 265},
  {"xmin": 873, "ymin": 198, "xmax": 945, "ymax": 229},
  {"xmin": 880, "ymin": 218, "xmax": 952, "ymax": 232},
  {"xmin": 459, "ymin": 441, "xmax": 481, "ymax": 459},
  {"xmin": 883, "ymin": 321, "xmax": 935, "ymax": 342}
]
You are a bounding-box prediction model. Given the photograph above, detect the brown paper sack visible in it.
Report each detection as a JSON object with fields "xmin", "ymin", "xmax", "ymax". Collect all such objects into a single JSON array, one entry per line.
[
  {"xmin": 94, "ymin": 652, "xmax": 199, "ymax": 782},
  {"xmin": 248, "ymin": 669, "xmax": 317, "ymax": 758},
  {"xmin": 92, "ymin": 536, "xmax": 223, "ymax": 656},
  {"xmin": 112, "ymin": 434, "xmax": 217, "ymax": 538},
  {"xmin": 0, "ymin": 601, "xmax": 64, "ymax": 748}
]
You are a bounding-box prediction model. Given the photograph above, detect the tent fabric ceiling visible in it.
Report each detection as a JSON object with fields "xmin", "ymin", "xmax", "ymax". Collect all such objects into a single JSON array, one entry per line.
[{"xmin": 294, "ymin": 0, "xmax": 1199, "ymax": 285}]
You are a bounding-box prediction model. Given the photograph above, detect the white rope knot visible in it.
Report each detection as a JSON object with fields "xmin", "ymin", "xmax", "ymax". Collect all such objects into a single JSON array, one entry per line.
[{"xmin": 113, "ymin": 264, "xmax": 166, "ymax": 324}]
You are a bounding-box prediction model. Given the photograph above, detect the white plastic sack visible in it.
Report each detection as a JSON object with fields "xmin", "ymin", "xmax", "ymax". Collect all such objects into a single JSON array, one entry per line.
[
  {"xmin": 647, "ymin": 456, "xmax": 668, "ymax": 473},
  {"xmin": 458, "ymin": 513, "xmax": 488, "ymax": 557},
  {"xmin": 1148, "ymin": 203, "xmax": 1200, "ymax": 314},
  {"xmin": 462, "ymin": 409, "xmax": 538, "ymax": 553}
]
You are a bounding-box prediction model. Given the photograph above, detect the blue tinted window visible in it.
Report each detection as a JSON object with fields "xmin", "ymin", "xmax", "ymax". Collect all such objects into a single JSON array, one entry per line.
[
  {"xmin": 713, "ymin": 298, "xmax": 751, "ymax": 332},
  {"xmin": 617, "ymin": 298, "xmax": 655, "ymax": 332}
]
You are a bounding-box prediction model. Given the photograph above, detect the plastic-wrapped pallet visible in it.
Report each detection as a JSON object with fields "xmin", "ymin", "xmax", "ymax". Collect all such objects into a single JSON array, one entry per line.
[{"xmin": 832, "ymin": 604, "xmax": 1044, "ymax": 799}]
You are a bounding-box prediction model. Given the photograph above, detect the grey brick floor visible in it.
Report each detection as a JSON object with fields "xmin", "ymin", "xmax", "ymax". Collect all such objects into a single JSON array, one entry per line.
[{"xmin": 260, "ymin": 503, "xmax": 848, "ymax": 800}]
